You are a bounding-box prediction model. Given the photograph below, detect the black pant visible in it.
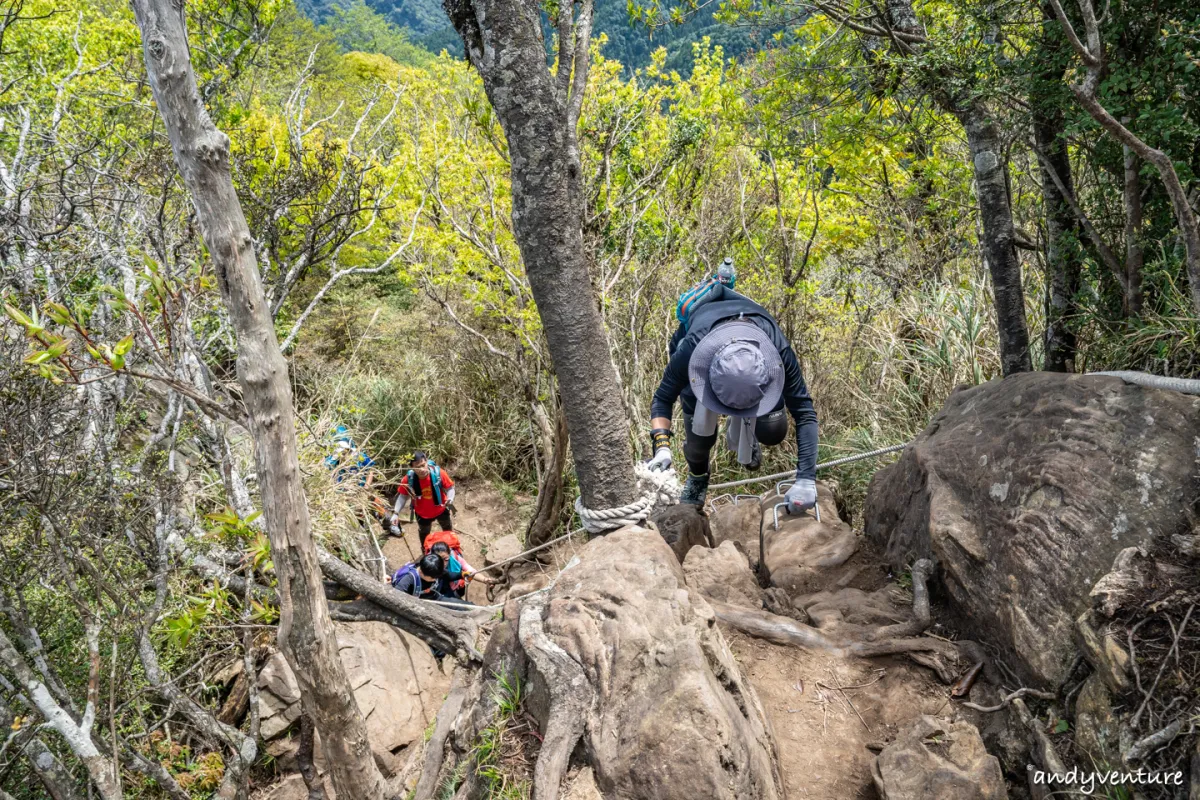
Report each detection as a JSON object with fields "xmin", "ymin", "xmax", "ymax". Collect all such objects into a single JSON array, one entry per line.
[
  {"xmin": 682, "ymin": 407, "xmax": 788, "ymax": 476},
  {"xmin": 417, "ymin": 509, "xmax": 453, "ymax": 546}
]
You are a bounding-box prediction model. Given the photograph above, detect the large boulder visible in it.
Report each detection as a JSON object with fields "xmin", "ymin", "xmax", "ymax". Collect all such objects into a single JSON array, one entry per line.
[
  {"xmin": 257, "ymin": 621, "xmax": 448, "ymax": 772},
  {"xmin": 649, "ymin": 502, "xmax": 711, "ymax": 562},
  {"xmin": 536, "ymin": 526, "xmax": 782, "ymax": 799},
  {"xmin": 865, "ymin": 372, "xmax": 1200, "ymax": 687},
  {"xmin": 708, "ymin": 499, "xmax": 762, "ymax": 569},
  {"xmin": 762, "ymin": 482, "xmax": 856, "ymax": 592},
  {"xmin": 872, "ymin": 716, "xmax": 1007, "ymax": 800},
  {"xmin": 683, "ymin": 540, "xmax": 762, "ymax": 608}
]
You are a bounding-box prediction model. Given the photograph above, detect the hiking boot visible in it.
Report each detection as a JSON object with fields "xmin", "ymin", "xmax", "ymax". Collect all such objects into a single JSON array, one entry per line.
[
  {"xmin": 680, "ymin": 473, "xmax": 710, "ymax": 506},
  {"xmin": 747, "ymin": 441, "xmax": 762, "ymax": 471}
]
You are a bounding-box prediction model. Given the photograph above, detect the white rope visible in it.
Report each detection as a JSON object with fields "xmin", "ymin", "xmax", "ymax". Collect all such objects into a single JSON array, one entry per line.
[{"xmin": 574, "ymin": 461, "xmax": 681, "ymax": 534}]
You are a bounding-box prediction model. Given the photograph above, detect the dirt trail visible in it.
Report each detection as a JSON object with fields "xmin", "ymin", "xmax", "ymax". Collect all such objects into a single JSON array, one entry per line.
[
  {"xmin": 712, "ymin": 500, "xmax": 954, "ymax": 799},
  {"xmin": 727, "ymin": 572, "xmax": 950, "ymax": 797},
  {"xmin": 379, "ymin": 480, "xmax": 530, "ymax": 604}
]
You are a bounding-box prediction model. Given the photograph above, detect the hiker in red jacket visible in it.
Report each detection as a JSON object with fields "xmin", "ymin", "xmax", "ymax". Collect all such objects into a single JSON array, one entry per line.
[{"xmin": 390, "ymin": 451, "xmax": 456, "ymax": 547}]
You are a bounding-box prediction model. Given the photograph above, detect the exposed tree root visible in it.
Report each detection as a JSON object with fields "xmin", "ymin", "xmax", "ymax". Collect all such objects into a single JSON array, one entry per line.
[
  {"xmin": 709, "ymin": 600, "xmax": 961, "ymax": 682},
  {"xmin": 867, "ymin": 558, "xmax": 934, "ymax": 640},
  {"xmin": 960, "ymin": 686, "xmax": 1056, "ymax": 713},
  {"xmin": 518, "ymin": 595, "xmax": 590, "ymax": 800},
  {"xmin": 415, "ymin": 595, "xmax": 594, "ymax": 800},
  {"xmin": 413, "ymin": 670, "xmax": 471, "ymax": 800}
]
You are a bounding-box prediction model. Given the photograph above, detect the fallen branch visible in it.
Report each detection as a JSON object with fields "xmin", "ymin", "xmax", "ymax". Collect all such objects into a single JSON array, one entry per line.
[
  {"xmin": 960, "ymin": 686, "xmax": 1056, "ymax": 713},
  {"xmin": 1125, "ymin": 719, "xmax": 1184, "ymax": 763},
  {"xmin": 317, "ymin": 548, "xmax": 485, "ymax": 662},
  {"xmin": 1130, "ymin": 604, "xmax": 1194, "ymax": 729}
]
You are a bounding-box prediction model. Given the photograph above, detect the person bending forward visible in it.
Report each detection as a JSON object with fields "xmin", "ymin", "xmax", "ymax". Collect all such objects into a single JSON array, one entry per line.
[{"xmin": 647, "ymin": 285, "xmax": 819, "ymax": 514}]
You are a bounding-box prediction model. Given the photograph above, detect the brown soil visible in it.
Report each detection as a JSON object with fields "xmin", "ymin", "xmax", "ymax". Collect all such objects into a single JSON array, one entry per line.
[{"xmin": 725, "ymin": 539, "xmax": 953, "ymax": 800}]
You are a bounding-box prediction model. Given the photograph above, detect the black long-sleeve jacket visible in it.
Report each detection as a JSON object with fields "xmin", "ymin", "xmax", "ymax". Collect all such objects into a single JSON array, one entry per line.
[{"xmin": 651, "ymin": 291, "xmax": 819, "ymax": 480}]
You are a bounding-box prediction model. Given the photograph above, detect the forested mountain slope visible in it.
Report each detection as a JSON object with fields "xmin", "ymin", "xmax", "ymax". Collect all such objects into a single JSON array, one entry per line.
[{"xmin": 298, "ymin": 0, "xmax": 768, "ymax": 70}]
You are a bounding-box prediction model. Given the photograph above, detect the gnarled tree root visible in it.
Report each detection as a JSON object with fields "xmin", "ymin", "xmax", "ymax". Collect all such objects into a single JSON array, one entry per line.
[
  {"xmin": 710, "ymin": 600, "xmax": 962, "ymax": 683},
  {"xmin": 415, "ymin": 595, "xmax": 597, "ymax": 800}
]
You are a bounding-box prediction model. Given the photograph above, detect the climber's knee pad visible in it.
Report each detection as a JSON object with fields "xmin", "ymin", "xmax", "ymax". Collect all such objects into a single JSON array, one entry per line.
[{"xmin": 755, "ymin": 409, "xmax": 789, "ymax": 447}]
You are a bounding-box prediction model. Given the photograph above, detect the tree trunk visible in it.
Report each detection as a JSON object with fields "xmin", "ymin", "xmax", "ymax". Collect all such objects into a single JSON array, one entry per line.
[
  {"xmin": 1123, "ymin": 145, "xmax": 1145, "ymax": 315},
  {"xmin": 526, "ymin": 399, "xmax": 569, "ymax": 546},
  {"xmin": 0, "ymin": 630, "xmax": 121, "ymax": 800},
  {"xmin": 1033, "ymin": 91, "xmax": 1083, "ymax": 372},
  {"xmin": 128, "ymin": 4, "xmax": 385, "ymax": 799},
  {"xmin": 442, "ymin": 0, "xmax": 638, "ymax": 513},
  {"xmin": 1045, "ymin": 0, "xmax": 1200, "ymax": 317},
  {"xmin": 956, "ymin": 101, "xmax": 1033, "ymax": 375}
]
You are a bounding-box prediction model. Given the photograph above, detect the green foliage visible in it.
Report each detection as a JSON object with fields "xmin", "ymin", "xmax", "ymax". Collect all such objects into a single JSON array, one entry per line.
[{"xmin": 320, "ymin": 0, "xmax": 435, "ymax": 66}]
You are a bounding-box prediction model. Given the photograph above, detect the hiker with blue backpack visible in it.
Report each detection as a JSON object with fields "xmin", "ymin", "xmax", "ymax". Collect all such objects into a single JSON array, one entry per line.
[
  {"xmin": 646, "ymin": 258, "xmax": 820, "ymax": 513},
  {"xmin": 390, "ymin": 553, "xmax": 445, "ymax": 600},
  {"xmin": 390, "ymin": 451, "xmax": 456, "ymax": 547}
]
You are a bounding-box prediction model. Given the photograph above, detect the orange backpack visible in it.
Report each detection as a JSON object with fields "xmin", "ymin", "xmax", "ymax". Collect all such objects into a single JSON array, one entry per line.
[{"xmin": 423, "ymin": 529, "xmax": 464, "ymax": 557}]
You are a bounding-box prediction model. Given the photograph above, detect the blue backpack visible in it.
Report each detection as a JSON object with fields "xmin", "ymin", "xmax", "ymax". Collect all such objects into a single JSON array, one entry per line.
[
  {"xmin": 406, "ymin": 462, "xmax": 444, "ymax": 506},
  {"xmin": 391, "ymin": 563, "xmax": 422, "ymax": 596},
  {"xmin": 676, "ymin": 259, "xmax": 737, "ymax": 330}
]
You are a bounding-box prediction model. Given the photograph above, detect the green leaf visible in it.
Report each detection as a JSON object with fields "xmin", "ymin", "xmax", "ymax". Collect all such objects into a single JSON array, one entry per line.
[
  {"xmin": 114, "ymin": 334, "xmax": 134, "ymax": 356},
  {"xmin": 45, "ymin": 303, "xmax": 72, "ymax": 325},
  {"xmin": 45, "ymin": 339, "xmax": 69, "ymax": 358},
  {"xmin": 111, "ymin": 353, "xmax": 125, "ymax": 370},
  {"xmin": 24, "ymin": 350, "xmax": 53, "ymax": 365},
  {"xmin": 1052, "ymin": 719, "xmax": 1069, "ymax": 734},
  {"xmin": 3, "ymin": 303, "xmax": 32, "ymax": 327}
]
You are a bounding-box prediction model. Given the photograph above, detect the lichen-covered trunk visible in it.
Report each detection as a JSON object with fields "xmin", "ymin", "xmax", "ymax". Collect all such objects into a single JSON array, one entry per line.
[
  {"xmin": 1033, "ymin": 94, "xmax": 1083, "ymax": 372},
  {"xmin": 128, "ymin": 3, "xmax": 385, "ymax": 798},
  {"xmin": 442, "ymin": 0, "xmax": 637, "ymax": 512},
  {"xmin": 957, "ymin": 101, "xmax": 1033, "ymax": 375}
]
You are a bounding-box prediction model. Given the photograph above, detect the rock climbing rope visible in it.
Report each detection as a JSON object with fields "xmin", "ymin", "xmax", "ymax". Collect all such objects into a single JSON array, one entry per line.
[{"xmin": 573, "ymin": 461, "xmax": 681, "ymax": 534}]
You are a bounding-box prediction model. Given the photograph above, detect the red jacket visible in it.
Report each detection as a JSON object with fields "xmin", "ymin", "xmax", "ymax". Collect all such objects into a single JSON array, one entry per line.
[{"xmin": 400, "ymin": 470, "xmax": 454, "ymax": 519}]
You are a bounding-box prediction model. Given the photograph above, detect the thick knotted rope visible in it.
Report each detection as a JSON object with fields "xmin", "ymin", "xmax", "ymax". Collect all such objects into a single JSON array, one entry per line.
[{"xmin": 574, "ymin": 461, "xmax": 681, "ymax": 534}]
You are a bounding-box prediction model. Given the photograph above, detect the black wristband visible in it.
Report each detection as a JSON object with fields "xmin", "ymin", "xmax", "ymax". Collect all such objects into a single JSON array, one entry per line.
[{"xmin": 650, "ymin": 428, "xmax": 673, "ymax": 450}]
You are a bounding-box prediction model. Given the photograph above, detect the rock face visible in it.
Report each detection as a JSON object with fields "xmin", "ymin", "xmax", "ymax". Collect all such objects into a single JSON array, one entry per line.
[
  {"xmin": 762, "ymin": 482, "xmax": 856, "ymax": 592},
  {"xmin": 709, "ymin": 499, "xmax": 762, "ymax": 569},
  {"xmin": 683, "ymin": 540, "xmax": 762, "ymax": 608},
  {"xmin": 872, "ymin": 716, "xmax": 1007, "ymax": 800},
  {"xmin": 484, "ymin": 533, "xmax": 523, "ymax": 566},
  {"xmin": 650, "ymin": 502, "xmax": 711, "ymax": 562},
  {"xmin": 257, "ymin": 621, "xmax": 447, "ymax": 770},
  {"xmin": 540, "ymin": 527, "xmax": 782, "ymax": 799},
  {"xmin": 865, "ymin": 372, "xmax": 1200, "ymax": 687}
]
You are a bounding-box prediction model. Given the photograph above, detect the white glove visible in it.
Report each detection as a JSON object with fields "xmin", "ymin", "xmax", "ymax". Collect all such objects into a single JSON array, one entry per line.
[
  {"xmin": 646, "ymin": 447, "xmax": 673, "ymax": 472},
  {"xmin": 785, "ymin": 478, "xmax": 817, "ymax": 515},
  {"xmin": 389, "ymin": 513, "xmax": 400, "ymax": 526}
]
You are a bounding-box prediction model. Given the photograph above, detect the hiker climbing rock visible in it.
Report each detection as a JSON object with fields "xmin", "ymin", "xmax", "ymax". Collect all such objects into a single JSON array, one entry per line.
[
  {"xmin": 648, "ymin": 263, "xmax": 818, "ymax": 510},
  {"xmin": 391, "ymin": 451, "xmax": 456, "ymax": 546},
  {"xmin": 390, "ymin": 553, "xmax": 446, "ymax": 600},
  {"xmin": 426, "ymin": 531, "xmax": 495, "ymax": 598}
]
